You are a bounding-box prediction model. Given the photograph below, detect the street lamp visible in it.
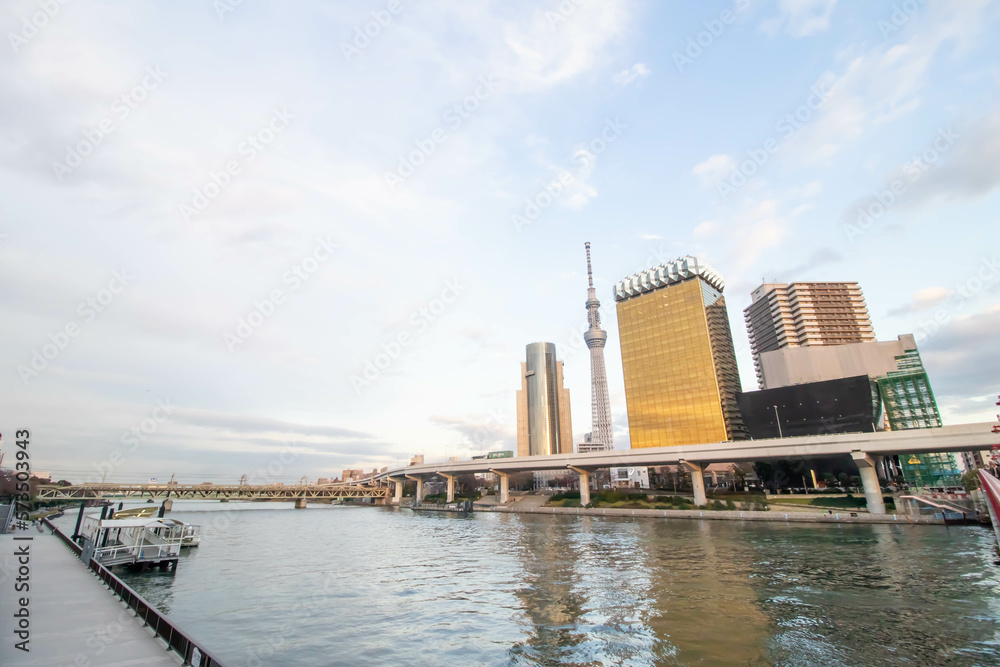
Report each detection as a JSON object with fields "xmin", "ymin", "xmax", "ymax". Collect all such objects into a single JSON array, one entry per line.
[{"xmin": 773, "ymin": 405, "xmax": 784, "ymax": 438}]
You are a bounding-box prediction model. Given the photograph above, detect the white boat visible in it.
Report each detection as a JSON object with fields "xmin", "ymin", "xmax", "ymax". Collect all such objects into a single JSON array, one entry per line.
[
  {"xmin": 81, "ymin": 515, "xmax": 184, "ymax": 567},
  {"xmin": 161, "ymin": 518, "xmax": 201, "ymax": 547}
]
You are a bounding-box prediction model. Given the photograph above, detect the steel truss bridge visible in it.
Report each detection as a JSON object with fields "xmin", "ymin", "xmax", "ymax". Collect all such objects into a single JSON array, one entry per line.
[{"xmin": 35, "ymin": 482, "xmax": 391, "ymax": 503}]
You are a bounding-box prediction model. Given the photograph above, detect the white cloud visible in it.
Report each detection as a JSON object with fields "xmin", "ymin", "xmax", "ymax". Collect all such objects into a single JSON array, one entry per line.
[
  {"xmin": 888, "ymin": 286, "xmax": 952, "ymax": 315},
  {"xmin": 613, "ymin": 62, "xmax": 650, "ymax": 86},
  {"xmin": 500, "ymin": 0, "xmax": 634, "ymax": 91},
  {"xmin": 761, "ymin": 0, "xmax": 837, "ymax": 38},
  {"xmin": 787, "ymin": 0, "xmax": 995, "ymax": 165},
  {"xmin": 692, "ymin": 153, "xmax": 737, "ymax": 187},
  {"xmin": 693, "ymin": 221, "xmax": 718, "ymax": 237}
]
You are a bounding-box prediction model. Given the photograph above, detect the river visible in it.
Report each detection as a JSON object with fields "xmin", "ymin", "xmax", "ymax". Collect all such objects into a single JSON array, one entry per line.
[{"xmin": 53, "ymin": 502, "xmax": 1000, "ymax": 666}]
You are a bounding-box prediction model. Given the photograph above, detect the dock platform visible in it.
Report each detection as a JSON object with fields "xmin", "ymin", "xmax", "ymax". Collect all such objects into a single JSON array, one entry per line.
[{"xmin": 0, "ymin": 528, "xmax": 181, "ymax": 666}]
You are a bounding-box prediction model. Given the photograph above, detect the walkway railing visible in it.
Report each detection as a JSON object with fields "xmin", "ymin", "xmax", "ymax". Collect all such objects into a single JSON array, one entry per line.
[{"xmin": 43, "ymin": 518, "xmax": 227, "ymax": 667}]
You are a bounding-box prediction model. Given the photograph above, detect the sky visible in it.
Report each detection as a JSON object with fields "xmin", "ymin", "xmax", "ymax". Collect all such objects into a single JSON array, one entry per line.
[{"xmin": 1, "ymin": 0, "xmax": 998, "ymax": 484}]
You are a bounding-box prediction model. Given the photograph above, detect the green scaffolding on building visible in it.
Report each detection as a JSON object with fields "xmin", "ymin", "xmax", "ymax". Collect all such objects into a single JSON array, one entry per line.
[{"xmin": 877, "ymin": 349, "xmax": 961, "ymax": 488}]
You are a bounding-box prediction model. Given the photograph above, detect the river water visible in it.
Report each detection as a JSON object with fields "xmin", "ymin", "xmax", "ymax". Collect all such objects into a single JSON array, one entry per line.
[{"xmin": 54, "ymin": 502, "xmax": 1000, "ymax": 666}]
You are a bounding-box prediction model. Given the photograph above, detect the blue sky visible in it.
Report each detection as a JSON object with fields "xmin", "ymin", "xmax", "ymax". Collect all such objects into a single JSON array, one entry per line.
[{"xmin": 1, "ymin": 0, "xmax": 998, "ymax": 483}]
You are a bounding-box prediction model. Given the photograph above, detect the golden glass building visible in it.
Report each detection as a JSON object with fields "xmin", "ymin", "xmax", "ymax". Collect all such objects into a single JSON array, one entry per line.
[{"xmin": 614, "ymin": 256, "xmax": 746, "ymax": 448}]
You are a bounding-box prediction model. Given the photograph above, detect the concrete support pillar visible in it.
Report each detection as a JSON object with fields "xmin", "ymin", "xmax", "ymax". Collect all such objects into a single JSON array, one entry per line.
[
  {"xmin": 569, "ymin": 467, "xmax": 591, "ymax": 507},
  {"xmin": 851, "ymin": 451, "xmax": 886, "ymax": 515},
  {"xmin": 405, "ymin": 475, "xmax": 423, "ymax": 506},
  {"xmin": 438, "ymin": 473, "xmax": 456, "ymax": 503},
  {"xmin": 491, "ymin": 471, "xmax": 510, "ymax": 504},
  {"xmin": 679, "ymin": 460, "xmax": 707, "ymax": 507},
  {"xmin": 392, "ymin": 479, "xmax": 403, "ymax": 504},
  {"xmin": 294, "ymin": 497, "xmax": 307, "ymax": 509},
  {"xmin": 161, "ymin": 499, "xmax": 173, "ymax": 512},
  {"xmin": 490, "ymin": 468, "xmax": 510, "ymax": 505}
]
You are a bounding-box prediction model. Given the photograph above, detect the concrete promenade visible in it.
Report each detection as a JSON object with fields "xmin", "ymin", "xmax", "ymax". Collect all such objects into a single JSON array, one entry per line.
[
  {"xmin": 0, "ymin": 529, "xmax": 180, "ymax": 666},
  {"xmin": 465, "ymin": 503, "xmax": 947, "ymax": 525}
]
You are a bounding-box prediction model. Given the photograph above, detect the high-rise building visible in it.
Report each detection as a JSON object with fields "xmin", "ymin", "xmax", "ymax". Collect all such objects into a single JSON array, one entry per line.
[
  {"xmin": 614, "ymin": 256, "xmax": 746, "ymax": 448},
  {"xmin": 751, "ymin": 333, "xmax": 960, "ymax": 487},
  {"xmin": 744, "ymin": 282, "xmax": 875, "ymax": 389},
  {"xmin": 580, "ymin": 242, "xmax": 613, "ymax": 454},
  {"xmin": 516, "ymin": 342, "xmax": 573, "ymax": 457}
]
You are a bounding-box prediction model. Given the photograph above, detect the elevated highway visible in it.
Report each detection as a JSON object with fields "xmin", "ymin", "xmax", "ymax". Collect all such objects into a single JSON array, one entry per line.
[{"xmin": 363, "ymin": 422, "xmax": 995, "ymax": 514}]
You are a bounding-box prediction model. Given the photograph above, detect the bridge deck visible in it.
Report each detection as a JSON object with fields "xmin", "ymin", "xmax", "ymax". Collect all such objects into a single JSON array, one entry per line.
[{"xmin": 0, "ymin": 530, "xmax": 180, "ymax": 666}]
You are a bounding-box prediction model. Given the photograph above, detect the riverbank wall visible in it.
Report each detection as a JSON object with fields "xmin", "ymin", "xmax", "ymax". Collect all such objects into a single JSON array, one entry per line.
[{"xmin": 458, "ymin": 502, "xmax": 948, "ymax": 525}]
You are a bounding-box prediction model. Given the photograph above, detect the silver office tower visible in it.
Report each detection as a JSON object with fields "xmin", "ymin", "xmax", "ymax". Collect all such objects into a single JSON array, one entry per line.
[
  {"xmin": 517, "ymin": 342, "xmax": 573, "ymax": 456},
  {"xmin": 581, "ymin": 243, "xmax": 613, "ymax": 452}
]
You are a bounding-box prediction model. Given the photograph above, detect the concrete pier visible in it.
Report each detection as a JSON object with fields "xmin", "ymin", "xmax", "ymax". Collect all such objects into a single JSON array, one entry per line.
[
  {"xmin": 392, "ymin": 479, "xmax": 403, "ymax": 504},
  {"xmin": 0, "ymin": 530, "xmax": 180, "ymax": 666},
  {"xmin": 680, "ymin": 460, "xmax": 708, "ymax": 507},
  {"xmin": 852, "ymin": 451, "xmax": 887, "ymax": 514},
  {"xmin": 406, "ymin": 474, "xmax": 424, "ymax": 505},
  {"xmin": 438, "ymin": 472, "xmax": 456, "ymax": 503},
  {"xmin": 492, "ymin": 470, "xmax": 510, "ymax": 504},
  {"xmin": 569, "ymin": 467, "xmax": 591, "ymax": 506},
  {"xmin": 294, "ymin": 497, "xmax": 307, "ymax": 509}
]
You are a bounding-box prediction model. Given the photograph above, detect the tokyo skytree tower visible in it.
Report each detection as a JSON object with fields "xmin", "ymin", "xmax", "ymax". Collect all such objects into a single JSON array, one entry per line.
[{"xmin": 582, "ymin": 242, "xmax": 613, "ymax": 451}]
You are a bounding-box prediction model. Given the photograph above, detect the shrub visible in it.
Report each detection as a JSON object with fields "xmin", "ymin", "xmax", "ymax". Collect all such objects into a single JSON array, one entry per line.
[
  {"xmin": 726, "ymin": 499, "xmax": 736, "ymax": 511},
  {"xmin": 593, "ymin": 490, "xmax": 625, "ymax": 505}
]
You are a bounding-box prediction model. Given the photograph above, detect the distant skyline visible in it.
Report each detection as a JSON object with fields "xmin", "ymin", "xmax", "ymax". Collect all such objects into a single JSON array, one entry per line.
[{"xmin": 2, "ymin": 0, "xmax": 998, "ymax": 483}]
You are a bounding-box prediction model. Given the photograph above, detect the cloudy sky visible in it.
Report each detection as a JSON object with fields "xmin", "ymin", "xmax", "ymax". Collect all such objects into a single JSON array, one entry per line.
[{"xmin": 2, "ymin": 0, "xmax": 998, "ymax": 484}]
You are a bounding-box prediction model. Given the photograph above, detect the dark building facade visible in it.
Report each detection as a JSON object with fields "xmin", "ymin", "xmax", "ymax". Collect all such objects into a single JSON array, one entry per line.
[{"xmin": 737, "ymin": 375, "xmax": 881, "ymax": 440}]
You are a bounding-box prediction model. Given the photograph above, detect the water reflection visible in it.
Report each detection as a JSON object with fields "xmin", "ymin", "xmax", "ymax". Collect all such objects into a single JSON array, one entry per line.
[
  {"xmin": 507, "ymin": 515, "xmax": 590, "ymax": 665},
  {"xmin": 642, "ymin": 520, "xmax": 771, "ymax": 666}
]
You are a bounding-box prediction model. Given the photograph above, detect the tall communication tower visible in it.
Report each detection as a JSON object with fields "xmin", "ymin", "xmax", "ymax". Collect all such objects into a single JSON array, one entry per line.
[{"xmin": 581, "ymin": 242, "xmax": 613, "ymax": 452}]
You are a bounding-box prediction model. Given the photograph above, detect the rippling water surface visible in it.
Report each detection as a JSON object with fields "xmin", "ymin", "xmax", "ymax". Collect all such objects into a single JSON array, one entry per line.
[{"xmin": 57, "ymin": 503, "xmax": 1000, "ymax": 666}]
